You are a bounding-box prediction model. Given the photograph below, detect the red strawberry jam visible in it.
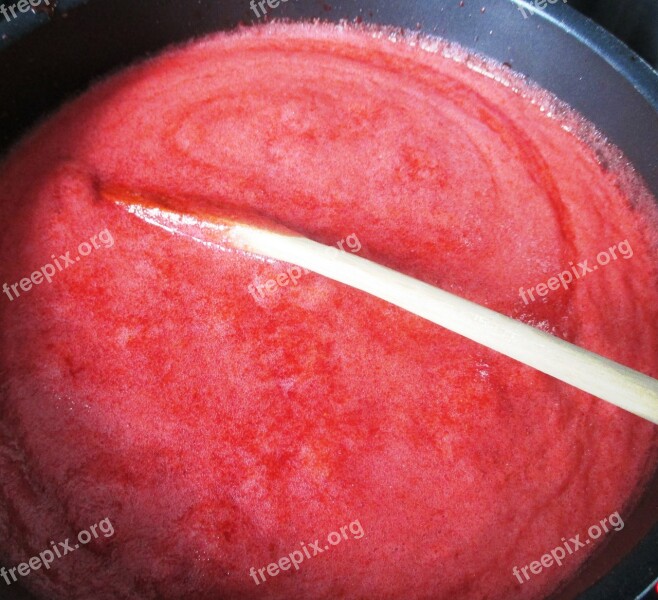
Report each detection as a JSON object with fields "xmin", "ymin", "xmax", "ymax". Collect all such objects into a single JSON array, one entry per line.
[{"xmin": 0, "ymin": 23, "xmax": 657, "ymax": 600}]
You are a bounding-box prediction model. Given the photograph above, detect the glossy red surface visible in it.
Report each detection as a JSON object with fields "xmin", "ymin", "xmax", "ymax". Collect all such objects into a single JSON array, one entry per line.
[{"xmin": 0, "ymin": 23, "xmax": 657, "ymax": 600}]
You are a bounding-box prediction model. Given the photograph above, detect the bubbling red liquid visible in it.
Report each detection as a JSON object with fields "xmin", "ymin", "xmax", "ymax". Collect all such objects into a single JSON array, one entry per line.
[{"xmin": 0, "ymin": 22, "xmax": 657, "ymax": 600}]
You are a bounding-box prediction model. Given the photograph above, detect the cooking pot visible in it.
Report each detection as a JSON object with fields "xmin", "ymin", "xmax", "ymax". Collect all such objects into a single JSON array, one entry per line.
[{"xmin": 0, "ymin": 1, "xmax": 656, "ymax": 598}]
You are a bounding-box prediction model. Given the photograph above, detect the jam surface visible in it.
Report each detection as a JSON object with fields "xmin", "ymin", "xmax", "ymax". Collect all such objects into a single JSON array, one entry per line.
[{"xmin": 0, "ymin": 23, "xmax": 657, "ymax": 600}]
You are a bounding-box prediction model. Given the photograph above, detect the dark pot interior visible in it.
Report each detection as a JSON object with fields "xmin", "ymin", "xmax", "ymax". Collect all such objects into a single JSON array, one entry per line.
[{"xmin": 0, "ymin": 1, "xmax": 657, "ymax": 598}]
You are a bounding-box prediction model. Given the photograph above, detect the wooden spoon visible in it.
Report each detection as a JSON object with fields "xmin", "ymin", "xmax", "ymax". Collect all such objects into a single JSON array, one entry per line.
[{"xmin": 101, "ymin": 185, "xmax": 658, "ymax": 425}]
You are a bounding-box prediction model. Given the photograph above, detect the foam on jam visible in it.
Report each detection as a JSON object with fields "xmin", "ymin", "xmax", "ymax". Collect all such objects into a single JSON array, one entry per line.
[{"xmin": 0, "ymin": 22, "xmax": 657, "ymax": 600}]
